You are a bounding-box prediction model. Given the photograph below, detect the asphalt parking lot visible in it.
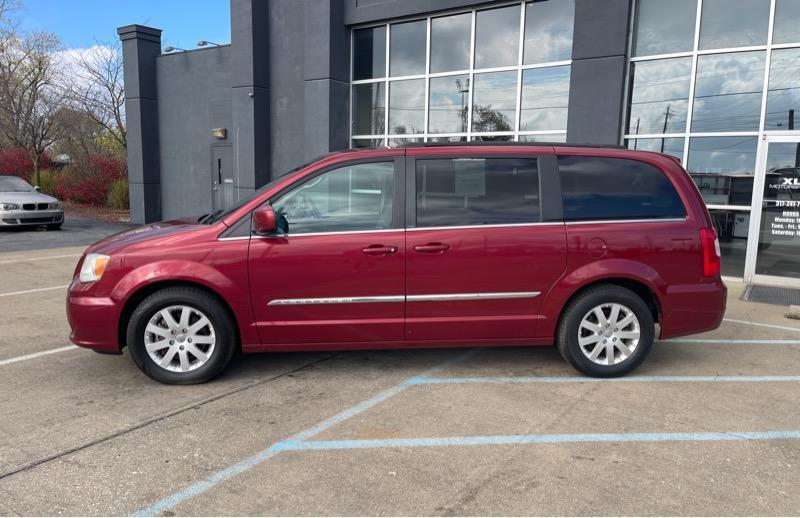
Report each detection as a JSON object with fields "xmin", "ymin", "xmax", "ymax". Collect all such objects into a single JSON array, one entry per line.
[{"xmin": 1, "ymin": 225, "xmax": 799, "ymax": 515}]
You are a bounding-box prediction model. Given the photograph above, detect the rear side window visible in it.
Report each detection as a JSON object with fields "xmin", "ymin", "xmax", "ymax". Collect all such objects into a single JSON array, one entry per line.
[
  {"xmin": 415, "ymin": 157, "xmax": 540, "ymax": 227},
  {"xmin": 558, "ymin": 156, "xmax": 686, "ymax": 221}
]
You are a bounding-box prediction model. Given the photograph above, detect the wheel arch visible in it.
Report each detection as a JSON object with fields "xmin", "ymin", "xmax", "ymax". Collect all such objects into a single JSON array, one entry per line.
[{"xmin": 117, "ymin": 280, "xmax": 242, "ymax": 351}]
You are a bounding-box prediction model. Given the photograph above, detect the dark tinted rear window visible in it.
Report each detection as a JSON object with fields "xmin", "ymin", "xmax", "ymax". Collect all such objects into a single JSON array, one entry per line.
[{"xmin": 558, "ymin": 156, "xmax": 686, "ymax": 221}]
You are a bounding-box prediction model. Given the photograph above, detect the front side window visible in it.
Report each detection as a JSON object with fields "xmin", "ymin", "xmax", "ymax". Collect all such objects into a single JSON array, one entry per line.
[
  {"xmin": 559, "ymin": 156, "xmax": 686, "ymax": 221},
  {"xmin": 416, "ymin": 158, "xmax": 540, "ymax": 227},
  {"xmin": 272, "ymin": 162, "xmax": 395, "ymax": 235}
]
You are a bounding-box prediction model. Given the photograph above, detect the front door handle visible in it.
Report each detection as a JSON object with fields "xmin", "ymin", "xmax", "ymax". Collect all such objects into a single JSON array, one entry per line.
[
  {"xmin": 362, "ymin": 244, "xmax": 398, "ymax": 255},
  {"xmin": 413, "ymin": 243, "xmax": 450, "ymax": 254}
]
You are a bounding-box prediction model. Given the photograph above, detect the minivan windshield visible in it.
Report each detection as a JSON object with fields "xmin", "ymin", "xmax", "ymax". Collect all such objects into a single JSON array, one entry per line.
[
  {"xmin": 200, "ymin": 152, "xmax": 339, "ymax": 225},
  {"xmin": 0, "ymin": 176, "xmax": 34, "ymax": 192}
]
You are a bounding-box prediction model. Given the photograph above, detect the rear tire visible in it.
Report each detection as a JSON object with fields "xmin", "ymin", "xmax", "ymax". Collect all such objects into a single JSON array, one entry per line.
[
  {"xmin": 557, "ymin": 285, "xmax": 654, "ymax": 377},
  {"xmin": 127, "ymin": 287, "xmax": 237, "ymax": 384}
]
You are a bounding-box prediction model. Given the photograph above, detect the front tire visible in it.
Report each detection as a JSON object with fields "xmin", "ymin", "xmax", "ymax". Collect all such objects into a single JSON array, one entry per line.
[
  {"xmin": 127, "ymin": 287, "xmax": 237, "ymax": 384},
  {"xmin": 557, "ymin": 285, "xmax": 654, "ymax": 377},
  {"xmin": 47, "ymin": 223, "xmax": 62, "ymax": 230}
]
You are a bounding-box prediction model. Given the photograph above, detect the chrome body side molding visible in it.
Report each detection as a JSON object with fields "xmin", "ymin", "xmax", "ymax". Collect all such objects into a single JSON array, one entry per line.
[{"xmin": 267, "ymin": 291, "xmax": 541, "ymax": 306}]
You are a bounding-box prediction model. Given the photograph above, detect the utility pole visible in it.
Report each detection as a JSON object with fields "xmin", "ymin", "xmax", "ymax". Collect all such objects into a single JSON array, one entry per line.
[{"xmin": 660, "ymin": 104, "xmax": 671, "ymax": 153}]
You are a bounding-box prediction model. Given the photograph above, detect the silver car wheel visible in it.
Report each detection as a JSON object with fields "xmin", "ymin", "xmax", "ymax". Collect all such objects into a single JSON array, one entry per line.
[
  {"xmin": 144, "ymin": 305, "xmax": 216, "ymax": 373},
  {"xmin": 577, "ymin": 303, "xmax": 640, "ymax": 366}
]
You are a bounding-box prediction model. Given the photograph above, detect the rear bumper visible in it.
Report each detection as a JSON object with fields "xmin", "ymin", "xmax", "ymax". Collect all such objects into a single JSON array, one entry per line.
[
  {"xmin": 67, "ymin": 282, "xmax": 121, "ymax": 352},
  {"xmin": 0, "ymin": 209, "xmax": 63, "ymax": 226},
  {"xmin": 659, "ymin": 280, "xmax": 727, "ymax": 339}
]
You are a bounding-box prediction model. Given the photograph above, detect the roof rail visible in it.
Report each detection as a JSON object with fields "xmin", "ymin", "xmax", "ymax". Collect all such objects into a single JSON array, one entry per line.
[{"xmin": 398, "ymin": 141, "xmax": 626, "ymax": 150}]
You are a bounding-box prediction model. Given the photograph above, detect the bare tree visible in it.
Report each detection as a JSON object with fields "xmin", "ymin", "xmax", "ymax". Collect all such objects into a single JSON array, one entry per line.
[
  {"xmin": 65, "ymin": 40, "xmax": 125, "ymax": 152},
  {"xmin": 0, "ymin": 29, "xmax": 65, "ymax": 185}
]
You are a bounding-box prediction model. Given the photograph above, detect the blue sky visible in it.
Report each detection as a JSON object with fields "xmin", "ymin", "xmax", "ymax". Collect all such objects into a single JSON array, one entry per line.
[{"xmin": 18, "ymin": 0, "xmax": 231, "ymax": 50}]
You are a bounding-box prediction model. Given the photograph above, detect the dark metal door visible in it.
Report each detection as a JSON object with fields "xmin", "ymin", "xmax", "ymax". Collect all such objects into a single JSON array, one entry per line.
[{"xmin": 211, "ymin": 145, "xmax": 234, "ymax": 212}]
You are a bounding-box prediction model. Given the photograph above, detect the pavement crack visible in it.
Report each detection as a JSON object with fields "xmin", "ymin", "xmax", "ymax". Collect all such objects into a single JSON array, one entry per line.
[{"xmin": 0, "ymin": 354, "xmax": 336, "ymax": 482}]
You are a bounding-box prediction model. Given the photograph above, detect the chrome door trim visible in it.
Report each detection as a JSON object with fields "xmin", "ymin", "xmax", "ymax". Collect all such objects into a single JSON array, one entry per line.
[
  {"xmin": 564, "ymin": 217, "xmax": 687, "ymax": 225},
  {"xmin": 407, "ymin": 222, "xmax": 561, "ymax": 232},
  {"xmin": 267, "ymin": 295, "xmax": 405, "ymax": 306},
  {"xmin": 267, "ymin": 291, "xmax": 541, "ymax": 306},
  {"xmin": 406, "ymin": 291, "xmax": 541, "ymax": 302}
]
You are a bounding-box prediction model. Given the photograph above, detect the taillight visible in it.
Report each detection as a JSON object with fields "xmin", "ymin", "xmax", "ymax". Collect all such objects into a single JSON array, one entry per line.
[{"xmin": 700, "ymin": 228, "xmax": 721, "ymax": 277}]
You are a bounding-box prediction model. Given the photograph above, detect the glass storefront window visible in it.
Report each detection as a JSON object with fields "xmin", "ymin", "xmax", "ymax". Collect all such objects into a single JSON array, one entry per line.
[
  {"xmin": 428, "ymin": 75, "xmax": 469, "ymax": 134},
  {"xmin": 773, "ymin": 0, "xmax": 800, "ymax": 44},
  {"xmin": 519, "ymin": 133, "xmax": 567, "ymax": 142},
  {"xmin": 631, "ymin": 0, "xmax": 696, "ymax": 57},
  {"xmin": 709, "ymin": 208, "xmax": 749, "ymax": 277},
  {"xmin": 687, "ymin": 137, "xmax": 758, "ymax": 206},
  {"xmin": 626, "ymin": 138, "xmax": 685, "ymax": 161},
  {"xmin": 430, "ymin": 13, "xmax": 471, "ymax": 73},
  {"xmin": 523, "ymin": 0, "xmax": 574, "ymax": 64},
  {"xmin": 388, "ymin": 79, "xmax": 425, "ymax": 135},
  {"xmin": 692, "ymin": 52, "xmax": 765, "ymax": 133},
  {"xmin": 627, "ymin": 58, "xmax": 691, "ymax": 135},
  {"xmin": 765, "ymin": 48, "xmax": 800, "ymax": 131},
  {"xmin": 472, "ymin": 71, "xmax": 518, "ymax": 133},
  {"xmin": 352, "ymin": 83, "xmax": 385, "ymax": 135},
  {"xmin": 520, "ymin": 66, "xmax": 569, "ymax": 132},
  {"xmin": 353, "ymin": 26, "xmax": 386, "ymax": 80},
  {"xmin": 698, "ymin": 0, "xmax": 770, "ymax": 50},
  {"xmin": 389, "ymin": 20, "xmax": 426, "ymax": 77},
  {"xmin": 474, "ymin": 6, "xmax": 520, "ymax": 69},
  {"xmin": 352, "ymin": 2, "xmax": 573, "ymax": 147}
]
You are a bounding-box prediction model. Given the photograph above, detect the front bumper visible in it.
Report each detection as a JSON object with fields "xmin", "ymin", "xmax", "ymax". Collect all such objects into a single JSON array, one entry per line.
[
  {"xmin": 67, "ymin": 280, "xmax": 121, "ymax": 352},
  {"xmin": 0, "ymin": 209, "xmax": 64, "ymax": 226}
]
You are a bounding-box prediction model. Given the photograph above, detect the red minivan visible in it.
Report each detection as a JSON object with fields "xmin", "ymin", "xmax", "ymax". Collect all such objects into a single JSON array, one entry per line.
[{"xmin": 67, "ymin": 144, "xmax": 726, "ymax": 384}]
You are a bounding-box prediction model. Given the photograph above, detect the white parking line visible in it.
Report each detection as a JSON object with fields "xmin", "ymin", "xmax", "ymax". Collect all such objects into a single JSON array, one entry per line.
[
  {"xmin": 0, "ymin": 285, "xmax": 70, "ymax": 298},
  {"xmin": 723, "ymin": 318, "xmax": 800, "ymax": 333},
  {"xmin": 0, "ymin": 253, "xmax": 80, "ymax": 265},
  {"xmin": 0, "ymin": 345, "xmax": 78, "ymax": 367}
]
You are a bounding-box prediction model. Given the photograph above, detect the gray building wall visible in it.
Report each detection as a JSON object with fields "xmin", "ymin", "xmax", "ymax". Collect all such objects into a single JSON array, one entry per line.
[
  {"xmin": 121, "ymin": 0, "xmax": 634, "ymax": 223},
  {"xmin": 156, "ymin": 46, "xmax": 232, "ymax": 220}
]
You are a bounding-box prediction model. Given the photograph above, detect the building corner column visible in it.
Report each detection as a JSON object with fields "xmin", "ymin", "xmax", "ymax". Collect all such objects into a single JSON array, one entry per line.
[
  {"xmin": 118, "ymin": 24, "xmax": 162, "ymax": 224},
  {"xmin": 566, "ymin": 0, "xmax": 633, "ymax": 145}
]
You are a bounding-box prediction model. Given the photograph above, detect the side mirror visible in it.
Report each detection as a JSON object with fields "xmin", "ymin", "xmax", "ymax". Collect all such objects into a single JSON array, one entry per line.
[
  {"xmin": 253, "ymin": 205, "xmax": 277, "ymax": 235},
  {"xmin": 33, "ymin": 186, "xmax": 41, "ymax": 192}
]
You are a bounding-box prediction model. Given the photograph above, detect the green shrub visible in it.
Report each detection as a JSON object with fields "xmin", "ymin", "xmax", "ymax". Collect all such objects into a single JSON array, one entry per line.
[
  {"xmin": 37, "ymin": 169, "xmax": 58, "ymax": 196},
  {"xmin": 106, "ymin": 178, "xmax": 129, "ymax": 210}
]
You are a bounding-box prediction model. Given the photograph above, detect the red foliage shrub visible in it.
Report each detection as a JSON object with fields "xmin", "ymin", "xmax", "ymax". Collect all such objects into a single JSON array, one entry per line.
[
  {"xmin": 0, "ymin": 147, "xmax": 51, "ymax": 181},
  {"xmin": 56, "ymin": 155, "xmax": 128, "ymax": 206}
]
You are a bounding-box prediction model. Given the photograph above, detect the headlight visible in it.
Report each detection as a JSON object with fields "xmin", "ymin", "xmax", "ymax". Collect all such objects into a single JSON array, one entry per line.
[
  {"xmin": 0, "ymin": 202, "xmax": 19, "ymax": 210},
  {"xmin": 79, "ymin": 253, "xmax": 111, "ymax": 283},
  {"xmin": 49, "ymin": 202, "xmax": 62, "ymax": 210}
]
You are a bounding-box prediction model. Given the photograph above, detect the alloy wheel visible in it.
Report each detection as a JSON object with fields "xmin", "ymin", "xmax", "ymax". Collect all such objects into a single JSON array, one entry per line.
[
  {"xmin": 577, "ymin": 303, "xmax": 641, "ymax": 366},
  {"xmin": 144, "ymin": 305, "xmax": 216, "ymax": 372}
]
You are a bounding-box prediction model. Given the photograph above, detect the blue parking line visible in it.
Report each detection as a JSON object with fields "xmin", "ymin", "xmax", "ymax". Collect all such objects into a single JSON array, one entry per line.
[
  {"xmin": 134, "ymin": 348, "xmax": 483, "ymax": 517},
  {"xmin": 408, "ymin": 375, "xmax": 800, "ymax": 385},
  {"xmin": 282, "ymin": 430, "xmax": 800, "ymax": 451},
  {"xmin": 659, "ymin": 339, "xmax": 800, "ymax": 344}
]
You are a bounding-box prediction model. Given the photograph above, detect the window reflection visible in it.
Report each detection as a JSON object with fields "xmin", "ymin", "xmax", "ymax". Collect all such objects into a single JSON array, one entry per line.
[
  {"xmin": 765, "ymin": 48, "xmax": 800, "ymax": 131},
  {"xmin": 389, "ymin": 79, "xmax": 425, "ymax": 135},
  {"xmin": 708, "ymin": 208, "xmax": 748, "ymax": 277},
  {"xmin": 351, "ymin": 138, "xmax": 385, "ymax": 148},
  {"xmin": 472, "ymin": 71, "xmax": 517, "ymax": 133},
  {"xmin": 692, "ymin": 52, "xmax": 765, "ymax": 133},
  {"xmin": 632, "ymin": 0, "xmax": 696, "ymax": 57},
  {"xmin": 699, "ymin": 0, "xmax": 769, "ymax": 50},
  {"xmin": 430, "ymin": 13, "xmax": 471, "ymax": 73},
  {"xmin": 520, "ymin": 66, "xmax": 569, "ymax": 131},
  {"xmin": 523, "ymin": 0, "xmax": 574, "ymax": 64},
  {"xmin": 628, "ymin": 58, "xmax": 691, "ymax": 135},
  {"xmin": 687, "ymin": 137, "xmax": 758, "ymax": 206},
  {"xmin": 353, "ymin": 26, "xmax": 386, "ymax": 80},
  {"xmin": 352, "ymin": 83, "xmax": 385, "ymax": 135},
  {"xmin": 474, "ymin": 6, "xmax": 520, "ymax": 69},
  {"xmin": 519, "ymin": 133, "xmax": 566, "ymax": 143},
  {"xmin": 390, "ymin": 20, "xmax": 426, "ymax": 77},
  {"xmin": 774, "ymin": 0, "xmax": 800, "ymax": 44},
  {"xmin": 428, "ymin": 74, "xmax": 469, "ymax": 134},
  {"xmin": 626, "ymin": 138, "xmax": 685, "ymax": 161}
]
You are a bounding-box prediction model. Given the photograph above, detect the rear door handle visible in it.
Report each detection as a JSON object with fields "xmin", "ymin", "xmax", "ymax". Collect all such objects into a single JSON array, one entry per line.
[
  {"xmin": 362, "ymin": 244, "xmax": 398, "ymax": 255},
  {"xmin": 413, "ymin": 243, "xmax": 450, "ymax": 254}
]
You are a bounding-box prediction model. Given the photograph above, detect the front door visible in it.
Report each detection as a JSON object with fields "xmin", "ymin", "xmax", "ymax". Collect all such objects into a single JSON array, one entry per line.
[
  {"xmin": 248, "ymin": 157, "xmax": 406, "ymax": 345},
  {"xmin": 405, "ymin": 152, "xmax": 567, "ymax": 342},
  {"xmin": 747, "ymin": 136, "xmax": 800, "ymax": 285},
  {"xmin": 211, "ymin": 145, "xmax": 234, "ymax": 212}
]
